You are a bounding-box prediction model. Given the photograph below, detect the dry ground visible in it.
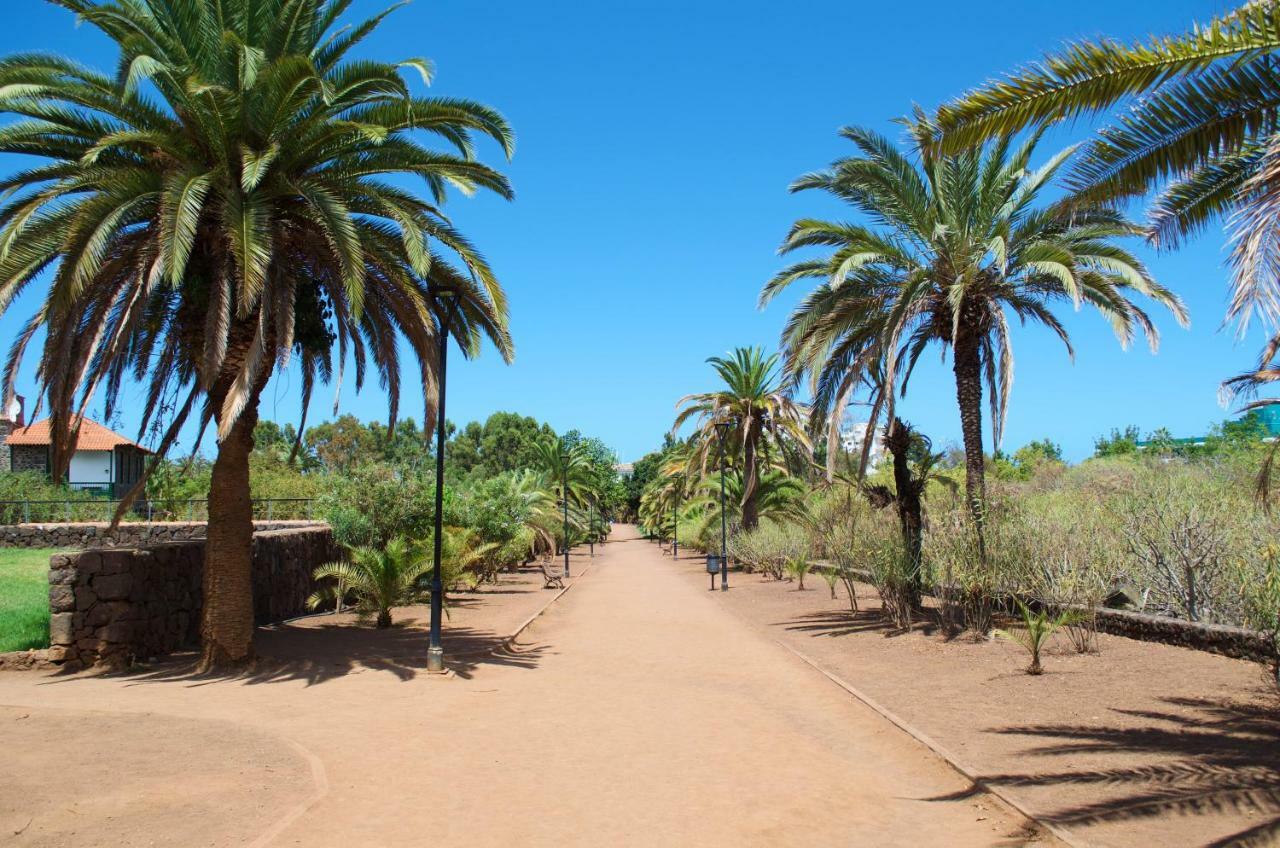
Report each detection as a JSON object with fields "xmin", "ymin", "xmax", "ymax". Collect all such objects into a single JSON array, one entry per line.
[
  {"xmin": 669, "ymin": 551, "xmax": 1280, "ymax": 848},
  {"xmin": 0, "ymin": 527, "xmax": 1050, "ymax": 847}
]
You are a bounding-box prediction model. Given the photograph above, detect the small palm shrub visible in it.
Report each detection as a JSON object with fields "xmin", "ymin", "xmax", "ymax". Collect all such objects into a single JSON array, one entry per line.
[
  {"xmin": 820, "ymin": 565, "xmax": 841, "ymax": 600},
  {"xmin": 831, "ymin": 552, "xmax": 860, "ymax": 613},
  {"xmin": 308, "ymin": 537, "xmax": 432, "ymax": 628},
  {"xmin": 784, "ymin": 556, "xmax": 812, "ymax": 590},
  {"xmin": 994, "ymin": 601, "xmax": 1082, "ymax": 675}
]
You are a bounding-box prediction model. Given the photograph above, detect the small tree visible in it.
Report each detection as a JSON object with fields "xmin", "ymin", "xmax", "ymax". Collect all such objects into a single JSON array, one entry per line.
[
  {"xmin": 995, "ymin": 601, "xmax": 1082, "ymax": 675},
  {"xmin": 308, "ymin": 538, "xmax": 432, "ymax": 628}
]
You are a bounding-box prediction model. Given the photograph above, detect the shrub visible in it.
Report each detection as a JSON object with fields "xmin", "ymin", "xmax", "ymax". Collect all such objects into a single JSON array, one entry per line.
[
  {"xmin": 784, "ymin": 555, "xmax": 811, "ymax": 589},
  {"xmin": 308, "ymin": 537, "xmax": 432, "ymax": 628},
  {"xmin": 867, "ymin": 537, "xmax": 916, "ymax": 629},
  {"xmin": 729, "ymin": 520, "xmax": 807, "ymax": 580},
  {"xmin": 1236, "ymin": 543, "xmax": 1280, "ymax": 691},
  {"xmin": 319, "ymin": 464, "xmax": 438, "ymax": 549},
  {"xmin": 994, "ymin": 601, "xmax": 1082, "ymax": 675}
]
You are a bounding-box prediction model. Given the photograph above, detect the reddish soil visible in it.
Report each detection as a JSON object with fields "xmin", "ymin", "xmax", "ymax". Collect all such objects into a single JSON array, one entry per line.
[
  {"xmin": 671, "ymin": 553, "xmax": 1280, "ymax": 848},
  {"xmin": 0, "ymin": 531, "xmax": 1053, "ymax": 847}
]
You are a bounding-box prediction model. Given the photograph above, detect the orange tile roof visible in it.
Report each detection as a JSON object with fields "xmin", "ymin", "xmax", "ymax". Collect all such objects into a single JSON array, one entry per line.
[{"xmin": 5, "ymin": 417, "xmax": 151, "ymax": 453}]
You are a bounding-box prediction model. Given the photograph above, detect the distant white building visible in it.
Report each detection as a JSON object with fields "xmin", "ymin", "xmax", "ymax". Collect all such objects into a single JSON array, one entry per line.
[{"xmin": 838, "ymin": 422, "xmax": 885, "ymax": 467}]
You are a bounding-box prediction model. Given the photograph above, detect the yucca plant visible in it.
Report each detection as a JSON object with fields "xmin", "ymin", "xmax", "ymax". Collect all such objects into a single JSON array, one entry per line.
[
  {"xmin": 994, "ymin": 601, "xmax": 1082, "ymax": 676},
  {"xmin": 0, "ymin": 0, "xmax": 515, "ymax": 668},
  {"xmin": 308, "ymin": 537, "xmax": 432, "ymax": 628}
]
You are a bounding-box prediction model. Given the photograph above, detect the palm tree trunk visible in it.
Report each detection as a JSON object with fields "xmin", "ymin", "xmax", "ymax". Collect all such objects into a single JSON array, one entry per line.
[
  {"xmin": 198, "ymin": 324, "xmax": 270, "ymax": 671},
  {"xmin": 952, "ymin": 321, "xmax": 987, "ymax": 551},
  {"xmin": 887, "ymin": 426, "xmax": 923, "ymax": 602},
  {"xmin": 199, "ymin": 398, "xmax": 260, "ymax": 669},
  {"xmin": 740, "ymin": 416, "xmax": 764, "ymax": 531}
]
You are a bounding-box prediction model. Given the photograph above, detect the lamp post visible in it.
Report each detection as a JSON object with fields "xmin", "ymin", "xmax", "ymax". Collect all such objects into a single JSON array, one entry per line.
[
  {"xmin": 672, "ymin": 474, "xmax": 681, "ymax": 560},
  {"xmin": 427, "ymin": 288, "xmax": 462, "ymax": 674},
  {"xmin": 561, "ymin": 446, "xmax": 571, "ymax": 578},
  {"xmin": 588, "ymin": 495, "xmax": 595, "ymax": 557},
  {"xmin": 715, "ymin": 420, "xmax": 731, "ymax": 591}
]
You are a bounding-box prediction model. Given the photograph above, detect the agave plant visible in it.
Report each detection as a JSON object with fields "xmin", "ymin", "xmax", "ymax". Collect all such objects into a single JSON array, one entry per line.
[{"xmin": 0, "ymin": 0, "xmax": 515, "ymax": 667}]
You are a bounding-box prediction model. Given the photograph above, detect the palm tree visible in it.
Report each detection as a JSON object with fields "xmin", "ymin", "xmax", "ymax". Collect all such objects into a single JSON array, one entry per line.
[
  {"xmin": 763, "ymin": 123, "xmax": 1185, "ymax": 538},
  {"xmin": 308, "ymin": 537, "xmax": 432, "ymax": 628},
  {"xmin": 862, "ymin": 419, "xmax": 954, "ymax": 599},
  {"xmin": 935, "ymin": 2, "xmax": 1280, "ymax": 337},
  {"xmin": 673, "ymin": 347, "xmax": 809, "ymax": 531},
  {"xmin": 535, "ymin": 437, "xmax": 593, "ymax": 551},
  {"xmin": 0, "ymin": 0, "xmax": 515, "ymax": 667},
  {"xmin": 685, "ymin": 468, "xmax": 806, "ymax": 542}
]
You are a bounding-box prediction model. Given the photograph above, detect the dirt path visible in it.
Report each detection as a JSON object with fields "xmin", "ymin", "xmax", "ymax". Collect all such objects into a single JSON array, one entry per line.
[{"xmin": 0, "ymin": 527, "xmax": 1049, "ymax": 847}]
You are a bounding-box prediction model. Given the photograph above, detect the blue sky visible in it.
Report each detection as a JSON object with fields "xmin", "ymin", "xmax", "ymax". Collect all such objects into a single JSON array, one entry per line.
[{"xmin": 0, "ymin": 0, "xmax": 1265, "ymax": 463}]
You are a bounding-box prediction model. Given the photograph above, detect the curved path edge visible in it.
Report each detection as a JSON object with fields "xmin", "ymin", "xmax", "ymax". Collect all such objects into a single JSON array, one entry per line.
[
  {"xmin": 500, "ymin": 551, "xmax": 596, "ymax": 651},
  {"xmin": 771, "ymin": 636, "xmax": 1086, "ymax": 848}
]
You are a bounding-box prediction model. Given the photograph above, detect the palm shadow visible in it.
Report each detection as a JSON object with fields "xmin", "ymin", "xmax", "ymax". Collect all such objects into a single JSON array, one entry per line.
[
  {"xmin": 927, "ymin": 695, "xmax": 1280, "ymax": 847},
  {"xmin": 96, "ymin": 620, "xmax": 549, "ymax": 687},
  {"xmin": 777, "ymin": 609, "xmax": 935, "ymax": 638}
]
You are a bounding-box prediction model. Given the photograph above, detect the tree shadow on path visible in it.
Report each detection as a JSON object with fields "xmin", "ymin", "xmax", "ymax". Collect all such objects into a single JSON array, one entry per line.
[
  {"xmin": 62, "ymin": 620, "xmax": 550, "ymax": 688},
  {"xmin": 927, "ymin": 695, "xmax": 1280, "ymax": 847}
]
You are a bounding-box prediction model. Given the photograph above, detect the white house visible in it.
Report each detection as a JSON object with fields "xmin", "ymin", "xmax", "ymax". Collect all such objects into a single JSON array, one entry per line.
[
  {"xmin": 3, "ymin": 410, "xmax": 150, "ymax": 495},
  {"xmin": 839, "ymin": 422, "xmax": 885, "ymax": 467}
]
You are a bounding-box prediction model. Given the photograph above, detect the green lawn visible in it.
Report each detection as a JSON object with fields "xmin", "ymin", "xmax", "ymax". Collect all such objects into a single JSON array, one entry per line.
[{"xmin": 0, "ymin": 549, "xmax": 59, "ymax": 653}]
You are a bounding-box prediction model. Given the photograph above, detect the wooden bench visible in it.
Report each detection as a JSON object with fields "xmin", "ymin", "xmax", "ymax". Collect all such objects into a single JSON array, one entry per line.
[{"xmin": 540, "ymin": 558, "xmax": 566, "ymax": 589}]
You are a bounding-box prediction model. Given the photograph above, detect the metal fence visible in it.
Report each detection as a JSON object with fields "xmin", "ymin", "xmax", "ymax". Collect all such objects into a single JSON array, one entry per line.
[{"xmin": 0, "ymin": 497, "xmax": 317, "ymax": 525}]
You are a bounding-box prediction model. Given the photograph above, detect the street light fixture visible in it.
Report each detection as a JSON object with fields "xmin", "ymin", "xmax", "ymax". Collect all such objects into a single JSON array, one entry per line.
[
  {"xmin": 672, "ymin": 473, "xmax": 682, "ymax": 560},
  {"xmin": 561, "ymin": 441, "xmax": 571, "ymax": 578},
  {"xmin": 427, "ymin": 288, "xmax": 462, "ymax": 674},
  {"xmin": 715, "ymin": 420, "xmax": 731, "ymax": 591}
]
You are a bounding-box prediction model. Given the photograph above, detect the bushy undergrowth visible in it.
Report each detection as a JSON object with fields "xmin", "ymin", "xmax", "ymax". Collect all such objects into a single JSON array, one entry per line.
[{"xmin": 730, "ymin": 520, "xmax": 808, "ymax": 580}]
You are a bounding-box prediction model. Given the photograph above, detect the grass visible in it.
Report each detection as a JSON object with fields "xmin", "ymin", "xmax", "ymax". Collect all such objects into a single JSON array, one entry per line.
[{"xmin": 0, "ymin": 548, "xmax": 59, "ymax": 652}]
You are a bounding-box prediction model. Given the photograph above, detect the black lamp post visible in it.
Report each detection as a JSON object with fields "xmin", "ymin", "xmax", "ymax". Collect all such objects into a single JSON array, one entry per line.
[
  {"xmin": 427, "ymin": 289, "xmax": 462, "ymax": 674},
  {"xmin": 561, "ymin": 439, "xmax": 571, "ymax": 578},
  {"xmin": 672, "ymin": 474, "xmax": 682, "ymax": 560},
  {"xmin": 588, "ymin": 495, "xmax": 595, "ymax": 557},
  {"xmin": 715, "ymin": 420, "xmax": 731, "ymax": 591}
]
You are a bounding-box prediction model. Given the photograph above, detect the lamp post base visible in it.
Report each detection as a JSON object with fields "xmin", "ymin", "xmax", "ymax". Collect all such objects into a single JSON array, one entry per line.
[{"xmin": 426, "ymin": 646, "xmax": 445, "ymax": 674}]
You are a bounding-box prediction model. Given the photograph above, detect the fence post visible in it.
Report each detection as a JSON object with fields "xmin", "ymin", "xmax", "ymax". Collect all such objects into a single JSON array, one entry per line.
[
  {"xmin": 23, "ymin": 500, "xmax": 29, "ymax": 523},
  {"xmin": 147, "ymin": 500, "xmax": 153, "ymax": 522},
  {"xmin": 267, "ymin": 499, "xmax": 274, "ymax": 521},
  {"xmin": 64, "ymin": 499, "xmax": 70, "ymax": 522}
]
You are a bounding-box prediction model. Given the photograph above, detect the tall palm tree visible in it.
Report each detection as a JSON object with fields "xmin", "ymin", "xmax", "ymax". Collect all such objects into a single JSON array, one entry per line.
[
  {"xmin": 672, "ymin": 347, "xmax": 809, "ymax": 531},
  {"xmin": 763, "ymin": 123, "xmax": 1186, "ymax": 538},
  {"xmin": 535, "ymin": 437, "xmax": 594, "ymax": 550},
  {"xmin": 935, "ymin": 2, "xmax": 1280, "ymax": 336},
  {"xmin": 0, "ymin": 0, "xmax": 514, "ymax": 667}
]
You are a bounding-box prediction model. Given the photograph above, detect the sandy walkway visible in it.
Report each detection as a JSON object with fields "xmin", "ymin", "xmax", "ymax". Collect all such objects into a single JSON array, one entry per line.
[{"xmin": 0, "ymin": 527, "xmax": 1049, "ymax": 847}]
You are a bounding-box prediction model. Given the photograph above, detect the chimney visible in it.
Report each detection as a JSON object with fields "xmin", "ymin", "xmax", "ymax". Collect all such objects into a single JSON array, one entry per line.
[{"xmin": 0, "ymin": 393, "xmax": 20, "ymax": 473}]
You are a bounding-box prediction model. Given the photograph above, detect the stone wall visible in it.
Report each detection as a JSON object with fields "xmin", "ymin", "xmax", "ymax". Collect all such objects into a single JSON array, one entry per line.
[
  {"xmin": 1093, "ymin": 607, "xmax": 1275, "ymax": 663},
  {"xmin": 0, "ymin": 519, "xmax": 319, "ymax": 549},
  {"xmin": 10, "ymin": 445, "xmax": 47, "ymax": 474},
  {"xmin": 811, "ymin": 560, "xmax": 1276, "ymax": 664},
  {"xmin": 46, "ymin": 524, "xmax": 340, "ymax": 669}
]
